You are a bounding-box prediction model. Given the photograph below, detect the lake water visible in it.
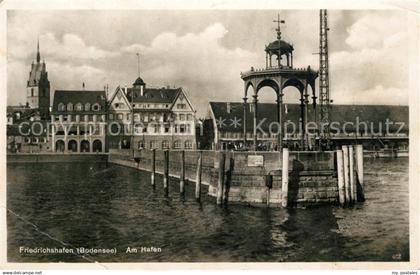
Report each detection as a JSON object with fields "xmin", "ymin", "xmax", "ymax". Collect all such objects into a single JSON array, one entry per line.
[{"xmin": 7, "ymin": 158, "xmax": 409, "ymax": 262}]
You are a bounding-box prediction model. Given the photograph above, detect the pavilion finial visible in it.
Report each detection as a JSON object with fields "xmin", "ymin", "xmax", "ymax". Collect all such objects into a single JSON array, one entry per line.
[{"xmin": 273, "ymin": 13, "xmax": 285, "ymax": 40}]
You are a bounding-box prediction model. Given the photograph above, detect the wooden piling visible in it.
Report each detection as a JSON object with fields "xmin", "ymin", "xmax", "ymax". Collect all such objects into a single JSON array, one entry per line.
[
  {"xmin": 342, "ymin": 145, "xmax": 350, "ymax": 205},
  {"xmin": 179, "ymin": 150, "xmax": 185, "ymax": 195},
  {"xmin": 356, "ymin": 144, "xmax": 365, "ymax": 202},
  {"xmin": 281, "ymin": 148, "xmax": 289, "ymax": 208},
  {"xmin": 216, "ymin": 151, "xmax": 226, "ymax": 205},
  {"xmin": 336, "ymin": 149, "xmax": 345, "ymax": 206},
  {"xmin": 163, "ymin": 150, "xmax": 169, "ymax": 196},
  {"xmin": 195, "ymin": 151, "xmax": 202, "ymax": 201},
  {"xmin": 349, "ymin": 146, "xmax": 356, "ymax": 204},
  {"xmin": 151, "ymin": 149, "xmax": 156, "ymax": 187}
]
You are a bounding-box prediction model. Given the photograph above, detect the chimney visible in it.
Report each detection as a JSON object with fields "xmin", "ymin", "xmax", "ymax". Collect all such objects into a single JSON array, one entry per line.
[
  {"xmin": 226, "ymin": 102, "xmax": 231, "ymax": 114},
  {"xmin": 82, "ymin": 82, "xmax": 85, "ymax": 90}
]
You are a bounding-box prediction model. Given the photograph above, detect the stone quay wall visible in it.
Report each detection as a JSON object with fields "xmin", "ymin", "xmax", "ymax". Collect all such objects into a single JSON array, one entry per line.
[{"xmin": 108, "ymin": 149, "xmax": 339, "ymax": 206}]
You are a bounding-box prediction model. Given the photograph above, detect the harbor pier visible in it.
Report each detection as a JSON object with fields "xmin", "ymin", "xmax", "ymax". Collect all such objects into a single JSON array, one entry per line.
[{"xmin": 108, "ymin": 147, "xmax": 364, "ymax": 207}]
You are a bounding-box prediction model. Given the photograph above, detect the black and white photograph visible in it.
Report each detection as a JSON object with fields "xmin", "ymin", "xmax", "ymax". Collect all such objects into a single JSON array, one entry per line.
[{"xmin": 1, "ymin": 0, "xmax": 419, "ymax": 272}]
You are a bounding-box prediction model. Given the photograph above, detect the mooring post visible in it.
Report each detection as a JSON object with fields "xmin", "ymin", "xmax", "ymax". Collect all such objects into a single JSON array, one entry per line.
[
  {"xmin": 356, "ymin": 144, "xmax": 365, "ymax": 202},
  {"xmin": 180, "ymin": 150, "xmax": 185, "ymax": 195},
  {"xmin": 342, "ymin": 145, "xmax": 350, "ymax": 205},
  {"xmin": 349, "ymin": 145, "xmax": 356, "ymax": 204},
  {"xmin": 336, "ymin": 149, "xmax": 345, "ymax": 206},
  {"xmin": 195, "ymin": 151, "xmax": 203, "ymax": 202},
  {"xmin": 281, "ymin": 148, "xmax": 289, "ymax": 208},
  {"xmin": 163, "ymin": 150, "xmax": 169, "ymax": 196},
  {"xmin": 216, "ymin": 151, "xmax": 226, "ymax": 205},
  {"xmin": 151, "ymin": 149, "xmax": 156, "ymax": 188}
]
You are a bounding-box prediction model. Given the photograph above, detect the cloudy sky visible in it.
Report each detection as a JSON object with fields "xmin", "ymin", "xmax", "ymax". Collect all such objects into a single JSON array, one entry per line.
[{"xmin": 7, "ymin": 10, "xmax": 409, "ymax": 116}]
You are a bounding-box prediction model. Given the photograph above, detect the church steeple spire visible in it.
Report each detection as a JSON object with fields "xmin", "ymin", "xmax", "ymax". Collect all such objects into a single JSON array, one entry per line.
[{"xmin": 36, "ymin": 38, "xmax": 41, "ymax": 63}]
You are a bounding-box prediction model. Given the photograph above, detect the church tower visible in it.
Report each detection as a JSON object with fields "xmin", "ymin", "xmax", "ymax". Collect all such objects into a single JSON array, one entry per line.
[{"xmin": 27, "ymin": 40, "xmax": 50, "ymax": 118}]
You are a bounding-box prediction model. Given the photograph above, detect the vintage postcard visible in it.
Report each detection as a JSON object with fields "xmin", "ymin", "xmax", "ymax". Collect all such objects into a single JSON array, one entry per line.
[{"xmin": 0, "ymin": 0, "xmax": 419, "ymax": 272}]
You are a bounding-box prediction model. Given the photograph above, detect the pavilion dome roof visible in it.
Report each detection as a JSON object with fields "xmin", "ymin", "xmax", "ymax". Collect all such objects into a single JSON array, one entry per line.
[{"xmin": 265, "ymin": 39, "xmax": 294, "ymax": 55}]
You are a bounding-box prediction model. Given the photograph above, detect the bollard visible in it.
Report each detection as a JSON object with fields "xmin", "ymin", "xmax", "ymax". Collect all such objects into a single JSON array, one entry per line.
[
  {"xmin": 223, "ymin": 154, "xmax": 233, "ymax": 205},
  {"xmin": 281, "ymin": 148, "xmax": 289, "ymax": 208},
  {"xmin": 195, "ymin": 151, "xmax": 202, "ymax": 202},
  {"xmin": 336, "ymin": 149, "xmax": 345, "ymax": 206},
  {"xmin": 356, "ymin": 144, "xmax": 365, "ymax": 202},
  {"xmin": 342, "ymin": 145, "xmax": 350, "ymax": 205},
  {"xmin": 349, "ymin": 146, "xmax": 356, "ymax": 204},
  {"xmin": 216, "ymin": 151, "xmax": 226, "ymax": 205},
  {"xmin": 179, "ymin": 150, "xmax": 185, "ymax": 195},
  {"xmin": 151, "ymin": 149, "xmax": 156, "ymax": 188},
  {"xmin": 163, "ymin": 150, "xmax": 169, "ymax": 196}
]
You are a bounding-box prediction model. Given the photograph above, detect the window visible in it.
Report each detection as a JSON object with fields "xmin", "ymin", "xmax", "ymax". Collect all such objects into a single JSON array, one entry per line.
[
  {"xmin": 75, "ymin": 103, "xmax": 83, "ymax": 111},
  {"xmin": 67, "ymin": 103, "xmax": 73, "ymax": 111},
  {"xmin": 117, "ymin": 113, "xmax": 123, "ymax": 120},
  {"xmin": 85, "ymin": 103, "xmax": 91, "ymax": 111},
  {"xmin": 164, "ymin": 125, "xmax": 170, "ymax": 133},
  {"xmin": 180, "ymin": 124, "xmax": 186, "ymax": 133},
  {"xmin": 187, "ymin": 114, "xmax": 193, "ymax": 121},
  {"xmin": 150, "ymin": 141, "xmax": 157, "ymax": 149},
  {"xmin": 109, "ymin": 114, "xmax": 114, "ymax": 120},
  {"xmin": 177, "ymin": 104, "xmax": 186, "ymax": 109},
  {"xmin": 92, "ymin": 103, "xmax": 101, "ymax": 111},
  {"xmin": 186, "ymin": 124, "xmax": 191, "ymax": 133},
  {"xmin": 31, "ymin": 88, "xmax": 34, "ymax": 97},
  {"xmin": 179, "ymin": 114, "xmax": 186, "ymax": 121},
  {"xmin": 134, "ymin": 114, "xmax": 140, "ymax": 122},
  {"xmin": 185, "ymin": 140, "xmax": 193, "ymax": 149},
  {"xmin": 58, "ymin": 103, "xmax": 65, "ymax": 111},
  {"xmin": 154, "ymin": 124, "xmax": 160, "ymax": 133},
  {"xmin": 162, "ymin": 140, "xmax": 169, "ymax": 149},
  {"xmin": 173, "ymin": 140, "xmax": 181, "ymax": 149},
  {"xmin": 126, "ymin": 113, "xmax": 130, "ymax": 120}
]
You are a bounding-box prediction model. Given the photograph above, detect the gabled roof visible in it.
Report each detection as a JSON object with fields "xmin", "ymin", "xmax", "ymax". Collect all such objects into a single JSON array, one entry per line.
[
  {"xmin": 209, "ymin": 102, "xmax": 409, "ymax": 133},
  {"xmin": 52, "ymin": 90, "xmax": 106, "ymax": 114},
  {"xmin": 108, "ymin": 86, "xmax": 132, "ymax": 111},
  {"xmin": 127, "ymin": 87, "xmax": 181, "ymax": 104}
]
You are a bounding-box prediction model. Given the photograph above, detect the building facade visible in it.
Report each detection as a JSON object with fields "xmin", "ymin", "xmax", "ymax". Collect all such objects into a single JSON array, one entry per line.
[
  {"xmin": 7, "ymin": 41, "xmax": 51, "ymax": 153},
  {"xmin": 51, "ymin": 90, "xmax": 107, "ymax": 153},
  {"xmin": 107, "ymin": 77, "xmax": 196, "ymax": 150},
  {"xmin": 208, "ymin": 102, "xmax": 409, "ymax": 153},
  {"xmin": 26, "ymin": 41, "xmax": 51, "ymax": 119}
]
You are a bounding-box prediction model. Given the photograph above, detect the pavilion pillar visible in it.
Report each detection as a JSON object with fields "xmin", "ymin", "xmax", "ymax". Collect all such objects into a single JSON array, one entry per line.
[
  {"xmin": 243, "ymin": 97, "xmax": 248, "ymax": 148},
  {"xmin": 300, "ymin": 91, "xmax": 305, "ymax": 150},
  {"xmin": 277, "ymin": 91, "xmax": 283, "ymax": 150},
  {"xmin": 269, "ymin": 54, "xmax": 272, "ymax": 67},
  {"xmin": 252, "ymin": 94, "xmax": 258, "ymax": 151},
  {"xmin": 291, "ymin": 52, "xmax": 294, "ymax": 68},
  {"xmin": 286, "ymin": 54, "xmax": 290, "ymax": 67},
  {"xmin": 265, "ymin": 53, "xmax": 268, "ymax": 69}
]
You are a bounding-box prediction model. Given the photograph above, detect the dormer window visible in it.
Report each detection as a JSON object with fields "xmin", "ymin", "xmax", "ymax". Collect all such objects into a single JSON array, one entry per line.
[
  {"xmin": 85, "ymin": 103, "xmax": 91, "ymax": 111},
  {"xmin": 58, "ymin": 103, "xmax": 65, "ymax": 111},
  {"xmin": 75, "ymin": 103, "xmax": 83, "ymax": 111},
  {"xmin": 92, "ymin": 103, "xmax": 101, "ymax": 111},
  {"xmin": 67, "ymin": 103, "xmax": 73, "ymax": 111}
]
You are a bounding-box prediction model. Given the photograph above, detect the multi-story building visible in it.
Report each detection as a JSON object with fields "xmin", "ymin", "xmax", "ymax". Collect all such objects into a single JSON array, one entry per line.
[
  {"xmin": 7, "ymin": 41, "xmax": 51, "ymax": 153},
  {"xmin": 50, "ymin": 89, "xmax": 107, "ymax": 153},
  {"xmin": 107, "ymin": 76, "xmax": 196, "ymax": 150},
  {"xmin": 207, "ymin": 101, "xmax": 409, "ymax": 154},
  {"xmin": 26, "ymin": 41, "xmax": 51, "ymax": 119}
]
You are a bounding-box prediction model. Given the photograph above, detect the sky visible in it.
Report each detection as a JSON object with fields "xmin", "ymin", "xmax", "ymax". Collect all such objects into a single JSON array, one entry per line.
[{"xmin": 7, "ymin": 10, "xmax": 410, "ymax": 117}]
